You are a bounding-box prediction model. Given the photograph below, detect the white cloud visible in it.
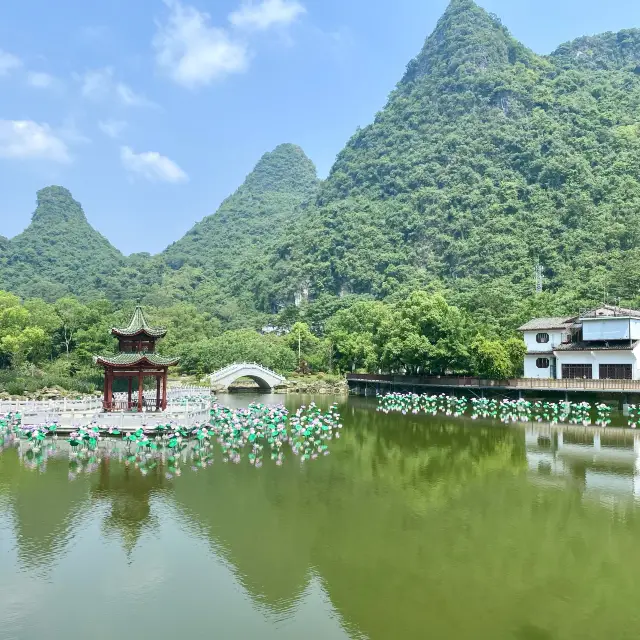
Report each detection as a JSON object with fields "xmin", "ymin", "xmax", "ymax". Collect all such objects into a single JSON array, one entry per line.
[
  {"xmin": 26, "ymin": 71, "xmax": 56, "ymax": 88},
  {"xmin": 0, "ymin": 49, "xmax": 22, "ymax": 76},
  {"xmin": 0, "ymin": 120, "xmax": 70, "ymax": 163},
  {"xmin": 229, "ymin": 0, "xmax": 305, "ymax": 31},
  {"xmin": 154, "ymin": 0, "xmax": 249, "ymax": 88},
  {"xmin": 120, "ymin": 146, "xmax": 188, "ymax": 183},
  {"xmin": 153, "ymin": 0, "xmax": 307, "ymax": 88},
  {"xmin": 115, "ymin": 83, "xmax": 157, "ymax": 108},
  {"xmin": 98, "ymin": 119, "xmax": 127, "ymax": 139},
  {"xmin": 76, "ymin": 67, "xmax": 157, "ymax": 108}
]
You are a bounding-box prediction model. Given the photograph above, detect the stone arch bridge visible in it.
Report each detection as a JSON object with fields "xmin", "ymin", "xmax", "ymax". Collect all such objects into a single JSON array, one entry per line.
[{"xmin": 210, "ymin": 362, "xmax": 287, "ymax": 391}]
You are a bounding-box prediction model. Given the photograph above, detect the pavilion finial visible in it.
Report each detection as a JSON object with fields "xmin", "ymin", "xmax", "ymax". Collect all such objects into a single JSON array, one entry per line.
[{"xmin": 111, "ymin": 306, "xmax": 167, "ymax": 339}]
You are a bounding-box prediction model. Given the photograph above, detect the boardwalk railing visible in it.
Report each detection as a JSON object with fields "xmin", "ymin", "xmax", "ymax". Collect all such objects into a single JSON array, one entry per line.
[{"xmin": 346, "ymin": 374, "xmax": 640, "ymax": 393}]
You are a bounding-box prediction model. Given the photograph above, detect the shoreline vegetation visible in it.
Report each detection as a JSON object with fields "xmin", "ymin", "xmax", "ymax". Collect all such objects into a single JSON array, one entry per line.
[{"xmin": 0, "ymin": 289, "xmax": 526, "ymax": 399}]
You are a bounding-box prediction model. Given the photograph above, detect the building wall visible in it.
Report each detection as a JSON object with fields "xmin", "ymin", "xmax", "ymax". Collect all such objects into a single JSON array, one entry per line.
[
  {"xmin": 581, "ymin": 318, "xmax": 640, "ymax": 341},
  {"xmin": 523, "ymin": 330, "xmax": 565, "ymax": 353},
  {"xmin": 524, "ymin": 355, "xmax": 554, "ymax": 379},
  {"xmin": 555, "ymin": 350, "xmax": 640, "ymax": 379}
]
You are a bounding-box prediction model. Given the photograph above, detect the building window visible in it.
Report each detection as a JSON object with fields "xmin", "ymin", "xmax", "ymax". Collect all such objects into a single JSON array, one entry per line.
[
  {"xmin": 562, "ymin": 364, "xmax": 593, "ymax": 379},
  {"xmin": 599, "ymin": 364, "xmax": 632, "ymax": 380},
  {"xmin": 536, "ymin": 358, "xmax": 550, "ymax": 369},
  {"xmin": 536, "ymin": 333, "xmax": 550, "ymax": 343}
]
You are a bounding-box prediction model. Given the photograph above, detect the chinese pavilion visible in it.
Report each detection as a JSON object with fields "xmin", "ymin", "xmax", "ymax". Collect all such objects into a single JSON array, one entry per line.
[{"xmin": 96, "ymin": 306, "xmax": 179, "ymax": 412}]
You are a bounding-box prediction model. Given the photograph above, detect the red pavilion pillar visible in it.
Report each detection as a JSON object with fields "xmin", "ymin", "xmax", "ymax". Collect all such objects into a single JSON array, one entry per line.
[
  {"xmin": 103, "ymin": 369, "xmax": 108, "ymax": 411},
  {"xmin": 127, "ymin": 377, "xmax": 133, "ymax": 410},
  {"xmin": 106, "ymin": 370, "xmax": 113, "ymax": 411},
  {"xmin": 156, "ymin": 375, "xmax": 161, "ymax": 412},
  {"xmin": 138, "ymin": 371, "xmax": 143, "ymax": 412},
  {"xmin": 162, "ymin": 369, "xmax": 168, "ymax": 410}
]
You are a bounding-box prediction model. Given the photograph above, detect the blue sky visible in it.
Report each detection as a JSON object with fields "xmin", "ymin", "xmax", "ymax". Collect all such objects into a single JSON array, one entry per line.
[{"xmin": 1, "ymin": 0, "xmax": 639, "ymax": 255}]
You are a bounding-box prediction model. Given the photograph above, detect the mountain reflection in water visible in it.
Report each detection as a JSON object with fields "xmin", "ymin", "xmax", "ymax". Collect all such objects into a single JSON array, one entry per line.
[{"xmin": 2, "ymin": 394, "xmax": 640, "ymax": 640}]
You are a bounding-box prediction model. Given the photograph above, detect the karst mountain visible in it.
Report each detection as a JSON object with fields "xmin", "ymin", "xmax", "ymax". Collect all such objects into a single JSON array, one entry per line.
[{"xmin": 3, "ymin": 0, "xmax": 640, "ymax": 329}]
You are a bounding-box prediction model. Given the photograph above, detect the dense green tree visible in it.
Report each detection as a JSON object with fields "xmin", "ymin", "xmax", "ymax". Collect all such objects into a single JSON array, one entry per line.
[
  {"xmin": 326, "ymin": 301, "xmax": 392, "ymax": 372},
  {"xmin": 469, "ymin": 336, "xmax": 525, "ymax": 379},
  {"xmin": 285, "ymin": 322, "xmax": 321, "ymax": 370},
  {"xmin": 178, "ymin": 330, "xmax": 297, "ymax": 376},
  {"xmin": 0, "ymin": 326, "xmax": 49, "ymax": 367}
]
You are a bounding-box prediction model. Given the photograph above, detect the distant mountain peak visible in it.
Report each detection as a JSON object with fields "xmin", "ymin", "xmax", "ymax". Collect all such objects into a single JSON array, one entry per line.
[
  {"xmin": 401, "ymin": 0, "xmax": 534, "ymax": 84},
  {"xmin": 242, "ymin": 143, "xmax": 318, "ymax": 198},
  {"xmin": 32, "ymin": 185, "xmax": 88, "ymax": 224},
  {"xmin": 0, "ymin": 186, "xmax": 123, "ymax": 300}
]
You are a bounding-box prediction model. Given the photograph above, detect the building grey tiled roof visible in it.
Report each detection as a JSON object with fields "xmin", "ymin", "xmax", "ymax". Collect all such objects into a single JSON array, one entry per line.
[
  {"xmin": 580, "ymin": 305, "xmax": 640, "ymax": 319},
  {"xmin": 95, "ymin": 353, "xmax": 180, "ymax": 367},
  {"xmin": 554, "ymin": 340, "xmax": 640, "ymax": 352},
  {"xmin": 112, "ymin": 306, "xmax": 167, "ymax": 338},
  {"xmin": 517, "ymin": 317, "xmax": 576, "ymax": 331}
]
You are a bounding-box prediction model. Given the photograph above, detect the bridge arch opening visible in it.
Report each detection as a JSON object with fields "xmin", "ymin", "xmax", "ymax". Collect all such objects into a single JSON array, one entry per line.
[{"xmin": 231, "ymin": 375, "xmax": 274, "ymax": 391}]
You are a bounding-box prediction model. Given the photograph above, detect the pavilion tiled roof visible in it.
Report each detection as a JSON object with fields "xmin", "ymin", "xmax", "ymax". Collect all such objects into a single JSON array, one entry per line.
[
  {"xmin": 95, "ymin": 353, "xmax": 180, "ymax": 367},
  {"xmin": 112, "ymin": 306, "xmax": 167, "ymax": 338}
]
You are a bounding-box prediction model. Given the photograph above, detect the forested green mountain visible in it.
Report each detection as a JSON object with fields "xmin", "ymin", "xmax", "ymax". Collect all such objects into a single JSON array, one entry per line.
[
  {"xmin": 0, "ymin": 146, "xmax": 318, "ymax": 327},
  {"xmin": 2, "ymin": 0, "xmax": 640, "ymax": 340},
  {"xmin": 0, "ymin": 187, "xmax": 125, "ymax": 301},
  {"xmin": 263, "ymin": 0, "xmax": 640, "ymax": 332},
  {"xmin": 160, "ymin": 143, "xmax": 319, "ymax": 316}
]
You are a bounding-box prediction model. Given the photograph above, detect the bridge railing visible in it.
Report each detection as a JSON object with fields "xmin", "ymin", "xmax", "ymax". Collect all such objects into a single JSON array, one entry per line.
[{"xmin": 210, "ymin": 362, "xmax": 286, "ymax": 382}]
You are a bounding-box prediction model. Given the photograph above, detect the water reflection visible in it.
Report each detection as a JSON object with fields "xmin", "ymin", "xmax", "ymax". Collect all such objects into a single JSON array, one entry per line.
[
  {"xmin": 92, "ymin": 456, "xmax": 169, "ymax": 556},
  {"xmin": 526, "ymin": 426, "xmax": 640, "ymax": 502},
  {"xmin": 3, "ymin": 397, "xmax": 640, "ymax": 638}
]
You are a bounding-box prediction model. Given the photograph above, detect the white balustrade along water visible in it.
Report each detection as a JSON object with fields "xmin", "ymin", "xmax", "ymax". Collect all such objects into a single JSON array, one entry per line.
[{"xmin": 2, "ymin": 384, "xmax": 212, "ymax": 429}]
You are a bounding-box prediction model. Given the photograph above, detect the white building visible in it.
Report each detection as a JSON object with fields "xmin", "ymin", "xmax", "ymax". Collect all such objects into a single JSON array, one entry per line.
[{"xmin": 518, "ymin": 306, "xmax": 640, "ymax": 380}]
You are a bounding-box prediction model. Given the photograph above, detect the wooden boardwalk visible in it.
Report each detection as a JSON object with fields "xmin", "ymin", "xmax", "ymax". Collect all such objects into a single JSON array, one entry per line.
[{"xmin": 347, "ymin": 374, "xmax": 640, "ymax": 395}]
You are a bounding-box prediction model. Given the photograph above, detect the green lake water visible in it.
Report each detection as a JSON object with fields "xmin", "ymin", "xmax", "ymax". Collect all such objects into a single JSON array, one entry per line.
[{"xmin": 2, "ymin": 394, "xmax": 640, "ymax": 639}]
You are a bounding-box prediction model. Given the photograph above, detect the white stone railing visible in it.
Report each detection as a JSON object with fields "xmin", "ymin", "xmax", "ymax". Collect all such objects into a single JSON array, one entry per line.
[
  {"xmin": 0, "ymin": 384, "xmax": 212, "ymax": 418},
  {"xmin": 210, "ymin": 362, "xmax": 286, "ymax": 382}
]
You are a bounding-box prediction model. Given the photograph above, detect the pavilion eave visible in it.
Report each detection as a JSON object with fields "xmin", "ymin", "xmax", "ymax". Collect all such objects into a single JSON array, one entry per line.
[{"xmin": 95, "ymin": 354, "xmax": 180, "ymax": 368}]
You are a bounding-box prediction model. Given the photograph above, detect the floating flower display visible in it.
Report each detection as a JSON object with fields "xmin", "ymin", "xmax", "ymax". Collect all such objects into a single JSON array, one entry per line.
[
  {"xmin": 595, "ymin": 403, "xmax": 612, "ymax": 428},
  {"xmin": 628, "ymin": 404, "xmax": 640, "ymax": 429},
  {"xmin": 377, "ymin": 393, "xmax": 620, "ymax": 428},
  {"xmin": 0, "ymin": 402, "xmax": 342, "ymax": 476}
]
